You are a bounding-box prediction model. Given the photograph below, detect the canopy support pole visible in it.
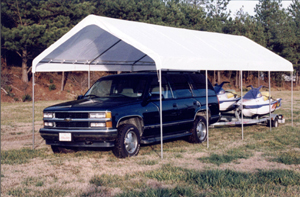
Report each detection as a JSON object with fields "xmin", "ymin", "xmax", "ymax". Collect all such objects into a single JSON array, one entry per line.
[
  {"xmin": 32, "ymin": 73, "xmax": 35, "ymax": 149},
  {"xmin": 269, "ymin": 71, "xmax": 271, "ymax": 131},
  {"xmin": 206, "ymin": 70, "xmax": 209, "ymax": 148},
  {"xmin": 241, "ymin": 70, "xmax": 243, "ymax": 140},
  {"xmin": 291, "ymin": 71, "xmax": 293, "ymax": 127},
  {"xmin": 88, "ymin": 65, "xmax": 90, "ymax": 89},
  {"xmin": 159, "ymin": 69, "xmax": 163, "ymax": 159}
]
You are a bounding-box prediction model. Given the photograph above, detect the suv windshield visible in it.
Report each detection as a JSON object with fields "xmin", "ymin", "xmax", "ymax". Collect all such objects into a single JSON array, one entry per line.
[{"xmin": 85, "ymin": 76, "xmax": 147, "ymax": 99}]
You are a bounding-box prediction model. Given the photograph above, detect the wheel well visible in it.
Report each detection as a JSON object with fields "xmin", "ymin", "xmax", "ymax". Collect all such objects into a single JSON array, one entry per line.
[
  {"xmin": 195, "ymin": 110, "xmax": 210, "ymax": 120},
  {"xmin": 117, "ymin": 117, "xmax": 144, "ymax": 136}
]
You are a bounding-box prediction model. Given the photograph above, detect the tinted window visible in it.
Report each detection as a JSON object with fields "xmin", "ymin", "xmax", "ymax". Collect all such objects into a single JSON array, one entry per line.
[
  {"xmin": 168, "ymin": 74, "xmax": 192, "ymax": 98},
  {"xmin": 149, "ymin": 76, "xmax": 173, "ymax": 99},
  {"xmin": 189, "ymin": 73, "xmax": 215, "ymax": 97}
]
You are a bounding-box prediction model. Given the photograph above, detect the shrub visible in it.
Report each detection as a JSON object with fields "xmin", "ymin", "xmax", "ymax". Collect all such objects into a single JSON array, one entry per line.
[
  {"xmin": 49, "ymin": 78, "xmax": 53, "ymax": 83},
  {"xmin": 49, "ymin": 84, "xmax": 56, "ymax": 91},
  {"xmin": 22, "ymin": 94, "xmax": 32, "ymax": 102},
  {"xmin": 5, "ymin": 86, "xmax": 14, "ymax": 97},
  {"xmin": 14, "ymin": 97, "xmax": 19, "ymax": 101}
]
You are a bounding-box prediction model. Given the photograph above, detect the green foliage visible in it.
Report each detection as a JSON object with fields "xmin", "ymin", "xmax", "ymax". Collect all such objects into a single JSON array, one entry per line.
[
  {"xmin": 275, "ymin": 150, "xmax": 300, "ymax": 165},
  {"xmin": 22, "ymin": 94, "xmax": 32, "ymax": 102},
  {"xmin": 116, "ymin": 186, "xmax": 195, "ymax": 197},
  {"xmin": 1, "ymin": 0, "xmax": 96, "ymax": 82},
  {"xmin": 2, "ymin": 0, "xmax": 300, "ymax": 76},
  {"xmin": 145, "ymin": 165, "xmax": 300, "ymax": 189},
  {"xmin": 198, "ymin": 148, "xmax": 252, "ymax": 166},
  {"xmin": 137, "ymin": 159, "xmax": 158, "ymax": 165},
  {"xmin": 49, "ymin": 78, "xmax": 53, "ymax": 83},
  {"xmin": 90, "ymin": 174, "xmax": 124, "ymax": 187},
  {"xmin": 5, "ymin": 86, "xmax": 14, "ymax": 97},
  {"xmin": 49, "ymin": 84, "xmax": 56, "ymax": 91},
  {"xmin": 1, "ymin": 148, "xmax": 47, "ymax": 165},
  {"xmin": 7, "ymin": 187, "xmax": 31, "ymax": 196}
]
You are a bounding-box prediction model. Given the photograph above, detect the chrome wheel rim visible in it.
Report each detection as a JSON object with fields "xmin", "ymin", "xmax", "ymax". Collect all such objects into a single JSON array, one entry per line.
[
  {"xmin": 124, "ymin": 129, "xmax": 138, "ymax": 154},
  {"xmin": 196, "ymin": 121, "xmax": 206, "ymax": 141}
]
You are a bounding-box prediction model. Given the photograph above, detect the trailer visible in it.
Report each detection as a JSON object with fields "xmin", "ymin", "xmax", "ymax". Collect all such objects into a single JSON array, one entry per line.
[{"xmin": 210, "ymin": 111, "xmax": 285, "ymax": 128}]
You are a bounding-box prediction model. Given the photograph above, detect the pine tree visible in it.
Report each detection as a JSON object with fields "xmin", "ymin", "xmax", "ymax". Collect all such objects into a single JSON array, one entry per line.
[{"xmin": 1, "ymin": 0, "xmax": 95, "ymax": 83}]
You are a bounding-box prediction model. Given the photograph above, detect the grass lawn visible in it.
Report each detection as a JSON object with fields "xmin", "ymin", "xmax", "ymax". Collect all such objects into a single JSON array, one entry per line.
[{"xmin": 1, "ymin": 91, "xmax": 300, "ymax": 196}]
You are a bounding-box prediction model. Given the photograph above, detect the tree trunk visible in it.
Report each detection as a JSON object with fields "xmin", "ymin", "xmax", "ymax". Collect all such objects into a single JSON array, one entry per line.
[
  {"xmin": 21, "ymin": 49, "xmax": 28, "ymax": 83},
  {"xmin": 213, "ymin": 70, "xmax": 216, "ymax": 84},
  {"xmin": 258, "ymin": 71, "xmax": 259, "ymax": 87},
  {"xmin": 228, "ymin": 71, "xmax": 232, "ymax": 83},
  {"xmin": 235, "ymin": 71, "xmax": 239, "ymax": 88},
  {"xmin": 61, "ymin": 72, "xmax": 65, "ymax": 91}
]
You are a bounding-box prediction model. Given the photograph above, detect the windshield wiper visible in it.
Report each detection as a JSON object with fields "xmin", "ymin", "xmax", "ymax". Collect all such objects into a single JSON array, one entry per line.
[{"xmin": 84, "ymin": 94, "xmax": 101, "ymax": 98}]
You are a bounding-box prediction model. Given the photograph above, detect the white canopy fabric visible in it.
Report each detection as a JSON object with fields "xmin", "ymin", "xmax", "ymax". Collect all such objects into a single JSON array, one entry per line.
[{"xmin": 32, "ymin": 14, "xmax": 293, "ymax": 73}]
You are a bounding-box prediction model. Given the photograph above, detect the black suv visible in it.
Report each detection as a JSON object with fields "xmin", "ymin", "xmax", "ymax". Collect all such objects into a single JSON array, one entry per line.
[{"xmin": 40, "ymin": 72, "xmax": 220, "ymax": 158}]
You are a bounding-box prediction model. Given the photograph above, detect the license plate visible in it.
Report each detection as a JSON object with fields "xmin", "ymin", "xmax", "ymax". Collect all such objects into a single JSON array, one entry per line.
[{"xmin": 59, "ymin": 133, "xmax": 71, "ymax": 141}]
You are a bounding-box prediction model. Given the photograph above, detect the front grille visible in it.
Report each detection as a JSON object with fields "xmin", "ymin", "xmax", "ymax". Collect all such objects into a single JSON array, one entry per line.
[
  {"xmin": 56, "ymin": 122, "xmax": 89, "ymax": 128},
  {"xmin": 55, "ymin": 112, "xmax": 89, "ymax": 119}
]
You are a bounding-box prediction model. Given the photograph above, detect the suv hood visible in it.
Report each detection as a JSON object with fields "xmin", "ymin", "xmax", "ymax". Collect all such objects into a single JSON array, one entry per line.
[{"xmin": 44, "ymin": 98, "xmax": 140, "ymax": 112}]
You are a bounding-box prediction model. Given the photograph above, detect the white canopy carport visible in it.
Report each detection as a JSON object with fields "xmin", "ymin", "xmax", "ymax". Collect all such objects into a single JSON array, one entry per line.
[{"xmin": 32, "ymin": 14, "xmax": 294, "ymax": 158}]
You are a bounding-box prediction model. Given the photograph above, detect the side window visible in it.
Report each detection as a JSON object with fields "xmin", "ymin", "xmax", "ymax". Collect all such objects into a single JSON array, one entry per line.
[
  {"xmin": 168, "ymin": 74, "xmax": 192, "ymax": 98},
  {"xmin": 189, "ymin": 73, "xmax": 215, "ymax": 97},
  {"xmin": 149, "ymin": 77, "xmax": 173, "ymax": 99}
]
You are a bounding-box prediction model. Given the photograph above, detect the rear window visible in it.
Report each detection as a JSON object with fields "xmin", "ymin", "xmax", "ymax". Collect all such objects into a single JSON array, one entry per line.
[{"xmin": 189, "ymin": 74, "xmax": 215, "ymax": 97}]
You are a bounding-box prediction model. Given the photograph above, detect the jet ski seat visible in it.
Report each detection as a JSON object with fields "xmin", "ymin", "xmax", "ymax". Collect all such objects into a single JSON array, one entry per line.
[
  {"xmin": 226, "ymin": 89, "xmax": 237, "ymax": 99},
  {"xmin": 261, "ymin": 91, "xmax": 270, "ymax": 101}
]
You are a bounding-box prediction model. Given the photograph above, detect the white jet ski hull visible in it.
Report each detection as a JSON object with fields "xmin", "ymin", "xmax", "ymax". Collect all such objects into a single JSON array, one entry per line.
[{"xmin": 240, "ymin": 98, "xmax": 281, "ymax": 117}]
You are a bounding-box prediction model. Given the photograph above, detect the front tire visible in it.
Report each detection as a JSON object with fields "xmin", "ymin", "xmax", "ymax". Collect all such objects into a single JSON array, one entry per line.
[
  {"xmin": 189, "ymin": 116, "xmax": 207, "ymax": 143},
  {"xmin": 113, "ymin": 124, "xmax": 141, "ymax": 158}
]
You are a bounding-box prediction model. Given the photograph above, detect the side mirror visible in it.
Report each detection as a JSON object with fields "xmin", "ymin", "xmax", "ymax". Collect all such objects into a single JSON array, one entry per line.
[{"xmin": 77, "ymin": 95, "xmax": 84, "ymax": 100}]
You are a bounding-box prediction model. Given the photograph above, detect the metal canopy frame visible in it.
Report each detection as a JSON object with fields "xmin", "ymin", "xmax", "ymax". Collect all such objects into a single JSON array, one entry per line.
[{"xmin": 31, "ymin": 15, "xmax": 295, "ymax": 157}]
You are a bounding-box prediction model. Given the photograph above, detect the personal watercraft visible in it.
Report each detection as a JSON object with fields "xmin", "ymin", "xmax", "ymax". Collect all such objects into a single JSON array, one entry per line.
[
  {"xmin": 237, "ymin": 85, "xmax": 282, "ymax": 117},
  {"xmin": 214, "ymin": 82, "xmax": 240, "ymax": 112}
]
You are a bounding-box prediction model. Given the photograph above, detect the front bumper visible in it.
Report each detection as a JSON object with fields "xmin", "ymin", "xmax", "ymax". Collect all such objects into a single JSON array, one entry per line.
[{"xmin": 40, "ymin": 128, "xmax": 118, "ymax": 148}]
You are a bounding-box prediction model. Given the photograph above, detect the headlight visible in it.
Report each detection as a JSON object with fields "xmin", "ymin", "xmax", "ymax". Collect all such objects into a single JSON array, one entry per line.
[
  {"xmin": 44, "ymin": 112, "xmax": 54, "ymax": 118},
  {"xmin": 89, "ymin": 112, "xmax": 111, "ymax": 119},
  {"xmin": 44, "ymin": 122, "xmax": 54, "ymax": 127},
  {"xmin": 90, "ymin": 122, "xmax": 106, "ymax": 127}
]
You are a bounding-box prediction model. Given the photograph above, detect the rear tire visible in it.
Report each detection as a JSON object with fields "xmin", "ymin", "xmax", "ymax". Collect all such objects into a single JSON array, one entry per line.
[
  {"xmin": 189, "ymin": 116, "xmax": 207, "ymax": 143},
  {"xmin": 113, "ymin": 124, "xmax": 140, "ymax": 158}
]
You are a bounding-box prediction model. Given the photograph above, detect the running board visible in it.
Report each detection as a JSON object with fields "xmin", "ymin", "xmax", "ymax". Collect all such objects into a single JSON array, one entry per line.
[{"xmin": 141, "ymin": 131, "xmax": 192, "ymax": 144}]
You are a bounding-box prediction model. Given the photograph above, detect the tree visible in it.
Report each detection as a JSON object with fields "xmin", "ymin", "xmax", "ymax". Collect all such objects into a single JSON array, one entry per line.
[
  {"xmin": 1, "ymin": 0, "xmax": 95, "ymax": 83},
  {"xmin": 254, "ymin": 0, "xmax": 297, "ymax": 85},
  {"xmin": 289, "ymin": 0, "xmax": 300, "ymax": 84}
]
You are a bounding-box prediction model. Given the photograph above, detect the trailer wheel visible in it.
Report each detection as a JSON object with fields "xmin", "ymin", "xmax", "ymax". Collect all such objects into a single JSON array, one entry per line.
[
  {"xmin": 113, "ymin": 124, "xmax": 140, "ymax": 158},
  {"xmin": 272, "ymin": 117, "xmax": 279, "ymax": 128},
  {"xmin": 189, "ymin": 116, "xmax": 207, "ymax": 143}
]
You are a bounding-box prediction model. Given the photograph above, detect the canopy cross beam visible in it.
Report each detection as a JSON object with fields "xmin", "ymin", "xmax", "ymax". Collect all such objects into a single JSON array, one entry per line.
[{"xmin": 89, "ymin": 39, "xmax": 122, "ymax": 65}]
